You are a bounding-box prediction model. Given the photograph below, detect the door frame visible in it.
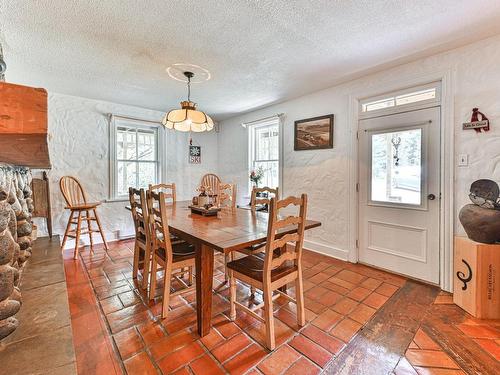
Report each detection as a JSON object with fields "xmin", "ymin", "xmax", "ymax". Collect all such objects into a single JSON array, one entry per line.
[{"xmin": 347, "ymin": 70, "xmax": 454, "ymax": 292}]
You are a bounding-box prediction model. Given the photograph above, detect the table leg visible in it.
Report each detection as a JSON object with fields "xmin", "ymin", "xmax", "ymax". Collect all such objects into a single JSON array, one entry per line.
[{"xmin": 195, "ymin": 243, "xmax": 214, "ymax": 337}]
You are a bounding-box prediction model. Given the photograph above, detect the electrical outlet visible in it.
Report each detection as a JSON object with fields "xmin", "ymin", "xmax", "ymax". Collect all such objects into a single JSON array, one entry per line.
[{"xmin": 458, "ymin": 154, "xmax": 469, "ymax": 167}]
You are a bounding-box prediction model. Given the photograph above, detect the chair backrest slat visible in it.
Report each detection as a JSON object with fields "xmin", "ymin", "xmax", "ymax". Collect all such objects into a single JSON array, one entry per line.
[
  {"xmin": 251, "ymin": 186, "xmax": 279, "ymax": 211},
  {"xmin": 262, "ymin": 194, "xmax": 307, "ymax": 280},
  {"xmin": 59, "ymin": 176, "xmax": 87, "ymax": 207}
]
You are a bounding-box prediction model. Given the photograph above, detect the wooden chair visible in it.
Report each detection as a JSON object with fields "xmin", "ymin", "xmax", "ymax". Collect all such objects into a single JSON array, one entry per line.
[
  {"xmin": 148, "ymin": 183, "xmax": 176, "ymax": 203},
  {"xmin": 232, "ymin": 186, "xmax": 280, "ymax": 292},
  {"xmin": 148, "ymin": 190, "xmax": 195, "ymax": 318},
  {"xmin": 228, "ymin": 194, "xmax": 308, "ymax": 350},
  {"xmin": 201, "ymin": 173, "xmax": 221, "ymax": 202},
  {"xmin": 219, "ymin": 183, "xmax": 237, "ymax": 281},
  {"xmin": 218, "ymin": 183, "xmax": 237, "ymax": 209},
  {"xmin": 129, "ymin": 187, "xmax": 153, "ymax": 289},
  {"xmin": 60, "ymin": 176, "xmax": 108, "ymax": 259},
  {"xmin": 251, "ymin": 186, "xmax": 279, "ymax": 211}
]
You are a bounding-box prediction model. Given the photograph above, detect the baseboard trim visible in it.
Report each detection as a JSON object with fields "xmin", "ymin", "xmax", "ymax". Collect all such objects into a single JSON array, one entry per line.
[
  {"xmin": 58, "ymin": 230, "xmax": 135, "ymax": 250},
  {"xmin": 303, "ymin": 239, "xmax": 350, "ymax": 261}
]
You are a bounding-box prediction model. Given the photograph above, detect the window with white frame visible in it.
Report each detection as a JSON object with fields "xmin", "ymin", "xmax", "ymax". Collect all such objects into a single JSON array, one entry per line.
[
  {"xmin": 110, "ymin": 117, "xmax": 164, "ymax": 199},
  {"xmin": 248, "ymin": 118, "xmax": 280, "ymax": 190}
]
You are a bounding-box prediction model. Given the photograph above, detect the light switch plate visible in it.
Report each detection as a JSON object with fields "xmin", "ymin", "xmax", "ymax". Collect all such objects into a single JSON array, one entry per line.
[{"xmin": 458, "ymin": 154, "xmax": 469, "ymax": 167}]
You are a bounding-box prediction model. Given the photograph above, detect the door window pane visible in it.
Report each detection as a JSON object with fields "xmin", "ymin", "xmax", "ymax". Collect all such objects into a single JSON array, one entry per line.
[{"xmin": 371, "ymin": 128, "xmax": 422, "ymax": 205}]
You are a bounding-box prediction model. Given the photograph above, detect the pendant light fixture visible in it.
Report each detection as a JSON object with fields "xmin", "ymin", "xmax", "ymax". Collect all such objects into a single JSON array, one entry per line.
[{"xmin": 162, "ymin": 71, "xmax": 214, "ymax": 132}]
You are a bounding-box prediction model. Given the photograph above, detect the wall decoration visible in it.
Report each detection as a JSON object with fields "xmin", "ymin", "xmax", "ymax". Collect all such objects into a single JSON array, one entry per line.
[
  {"xmin": 294, "ymin": 114, "xmax": 334, "ymax": 151},
  {"xmin": 462, "ymin": 108, "xmax": 489, "ymax": 132},
  {"xmin": 189, "ymin": 145, "xmax": 201, "ymax": 164}
]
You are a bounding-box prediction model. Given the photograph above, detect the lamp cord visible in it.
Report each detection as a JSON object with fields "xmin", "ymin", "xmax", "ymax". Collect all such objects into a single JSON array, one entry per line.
[{"xmin": 187, "ymin": 75, "xmax": 191, "ymax": 102}]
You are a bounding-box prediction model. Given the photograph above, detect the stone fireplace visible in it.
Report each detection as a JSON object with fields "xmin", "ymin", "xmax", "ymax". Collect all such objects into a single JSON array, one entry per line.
[
  {"xmin": 0, "ymin": 166, "xmax": 34, "ymax": 339},
  {"xmin": 0, "ymin": 81, "xmax": 50, "ymax": 340}
]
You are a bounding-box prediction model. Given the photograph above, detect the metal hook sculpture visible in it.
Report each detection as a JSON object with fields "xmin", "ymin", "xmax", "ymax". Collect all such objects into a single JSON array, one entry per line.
[{"xmin": 391, "ymin": 135, "xmax": 401, "ymax": 166}]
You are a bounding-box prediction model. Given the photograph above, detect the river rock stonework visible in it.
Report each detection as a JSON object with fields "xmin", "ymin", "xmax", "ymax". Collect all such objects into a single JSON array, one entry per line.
[{"xmin": 0, "ymin": 165, "xmax": 33, "ymax": 340}]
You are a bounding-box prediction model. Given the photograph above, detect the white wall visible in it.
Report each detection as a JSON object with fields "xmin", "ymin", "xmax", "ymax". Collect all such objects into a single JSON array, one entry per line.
[
  {"xmin": 34, "ymin": 93, "xmax": 218, "ymax": 244},
  {"xmin": 218, "ymin": 34, "xmax": 500, "ymax": 260}
]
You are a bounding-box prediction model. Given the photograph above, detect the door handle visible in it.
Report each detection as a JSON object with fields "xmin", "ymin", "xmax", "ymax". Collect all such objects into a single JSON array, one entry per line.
[{"xmin": 428, "ymin": 194, "xmax": 436, "ymax": 200}]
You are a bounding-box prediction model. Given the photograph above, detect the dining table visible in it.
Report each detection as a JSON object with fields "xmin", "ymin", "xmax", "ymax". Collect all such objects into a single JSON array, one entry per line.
[{"xmin": 126, "ymin": 200, "xmax": 321, "ymax": 337}]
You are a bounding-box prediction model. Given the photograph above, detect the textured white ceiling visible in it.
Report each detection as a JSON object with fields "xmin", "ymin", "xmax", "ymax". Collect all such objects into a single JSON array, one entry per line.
[{"xmin": 1, "ymin": 0, "xmax": 500, "ymax": 120}]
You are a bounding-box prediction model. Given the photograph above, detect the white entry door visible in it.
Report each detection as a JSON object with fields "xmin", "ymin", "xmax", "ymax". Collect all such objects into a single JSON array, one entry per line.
[{"xmin": 358, "ymin": 107, "xmax": 440, "ymax": 284}]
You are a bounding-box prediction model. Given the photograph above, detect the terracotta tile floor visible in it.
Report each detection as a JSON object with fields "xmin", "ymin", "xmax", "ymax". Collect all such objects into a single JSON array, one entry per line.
[{"xmin": 63, "ymin": 240, "xmax": 499, "ymax": 374}]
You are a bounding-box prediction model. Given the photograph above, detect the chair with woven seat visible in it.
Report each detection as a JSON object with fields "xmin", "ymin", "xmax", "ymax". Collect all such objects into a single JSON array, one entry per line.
[
  {"xmin": 201, "ymin": 173, "xmax": 221, "ymax": 203},
  {"xmin": 147, "ymin": 190, "xmax": 195, "ymax": 318},
  {"xmin": 128, "ymin": 187, "xmax": 153, "ymax": 289},
  {"xmin": 228, "ymin": 194, "xmax": 307, "ymax": 350},
  {"xmin": 60, "ymin": 176, "xmax": 108, "ymax": 259}
]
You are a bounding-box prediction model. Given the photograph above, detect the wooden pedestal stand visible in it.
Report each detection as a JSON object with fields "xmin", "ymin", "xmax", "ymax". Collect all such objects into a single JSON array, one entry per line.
[{"xmin": 453, "ymin": 236, "xmax": 499, "ymax": 319}]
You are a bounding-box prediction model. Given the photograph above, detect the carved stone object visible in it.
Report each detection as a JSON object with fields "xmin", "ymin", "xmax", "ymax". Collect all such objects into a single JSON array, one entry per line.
[
  {"xmin": 459, "ymin": 204, "xmax": 500, "ymax": 244},
  {"xmin": 459, "ymin": 179, "xmax": 500, "ymax": 244}
]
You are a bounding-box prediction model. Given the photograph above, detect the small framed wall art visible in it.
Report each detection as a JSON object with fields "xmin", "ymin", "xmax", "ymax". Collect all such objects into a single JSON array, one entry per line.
[
  {"xmin": 189, "ymin": 145, "xmax": 201, "ymax": 164},
  {"xmin": 294, "ymin": 114, "xmax": 334, "ymax": 151}
]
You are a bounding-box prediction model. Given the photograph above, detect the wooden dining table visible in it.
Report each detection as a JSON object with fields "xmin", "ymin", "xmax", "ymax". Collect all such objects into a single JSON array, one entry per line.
[{"xmin": 127, "ymin": 201, "xmax": 321, "ymax": 337}]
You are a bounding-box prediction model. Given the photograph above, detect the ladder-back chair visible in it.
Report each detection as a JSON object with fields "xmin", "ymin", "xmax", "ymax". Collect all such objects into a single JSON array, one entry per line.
[
  {"xmin": 227, "ymin": 194, "xmax": 308, "ymax": 350},
  {"xmin": 129, "ymin": 187, "xmax": 153, "ymax": 289},
  {"xmin": 148, "ymin": 183, "xmax": 176, "ymax": 203},
  {"xmin": 218, "ymin": 183, "xmax": 237, "ymax": 209},
  {"xmin": 219, "ymin": 182, "xmax": 237, "ymax": 281},
  {"xmin": 148, "ymin": 190, "xmax": 196, "ymax": 318},
  {"xmin": 232, "ymin": 186, "xmax": 280, "ymax": 291},
  {"xmin": 59, "ymin": 176, "xmax": 108, "ymax": 259},
  {"xmin": 251, "ymin": 186, "xmax": 279, "ymax": 211}
]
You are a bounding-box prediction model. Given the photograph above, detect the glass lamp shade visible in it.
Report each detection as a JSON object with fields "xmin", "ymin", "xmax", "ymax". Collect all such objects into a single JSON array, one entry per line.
[{"xmin": 162, "ymin": 101, "xmax": 214, "ymax": 132}]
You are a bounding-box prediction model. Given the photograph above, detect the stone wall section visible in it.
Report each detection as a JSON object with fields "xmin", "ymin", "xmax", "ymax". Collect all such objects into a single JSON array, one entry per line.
[{"xmin": 0, "ymin": 165, "xmax": 33, "ymax": 339}]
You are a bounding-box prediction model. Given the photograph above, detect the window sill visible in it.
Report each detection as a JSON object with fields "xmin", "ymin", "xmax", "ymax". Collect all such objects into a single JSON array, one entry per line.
[{"xmin": 104, "ymin": 198, "xmax": 129, "ymax": 203}]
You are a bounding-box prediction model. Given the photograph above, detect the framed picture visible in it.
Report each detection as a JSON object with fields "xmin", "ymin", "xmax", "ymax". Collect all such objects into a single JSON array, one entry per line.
[
  {"xmin": 189, "ymin": 145, "xmax": 201, "ymax": 164},
  {"xmin": 294, "ymin": 114, "xmax": 334, "ymax": 151}
]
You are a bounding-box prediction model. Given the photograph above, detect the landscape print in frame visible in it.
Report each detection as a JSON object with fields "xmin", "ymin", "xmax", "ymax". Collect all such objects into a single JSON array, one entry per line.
[{"xmin": 294, "ymin": 114, "xmax": 334, "ymax": 150}]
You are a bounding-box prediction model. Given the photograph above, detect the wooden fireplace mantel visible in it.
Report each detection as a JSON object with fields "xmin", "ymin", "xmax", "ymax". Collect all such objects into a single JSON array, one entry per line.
[{"xmin": 0, "ymin": 81, "xmax": 51, "ymax": 168}]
